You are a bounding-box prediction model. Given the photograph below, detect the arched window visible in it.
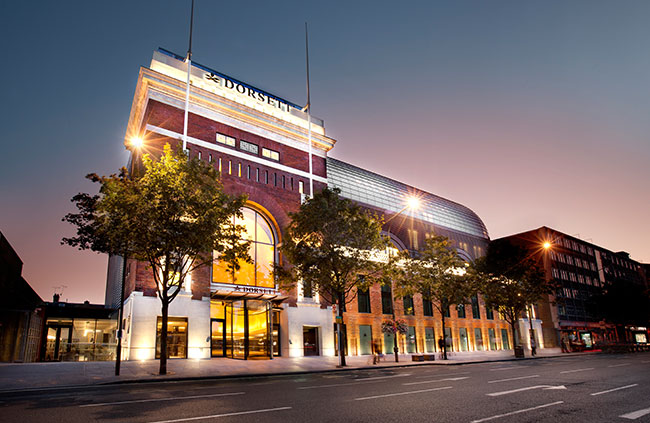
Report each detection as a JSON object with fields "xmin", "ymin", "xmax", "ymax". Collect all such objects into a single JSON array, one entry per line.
[{"xmin": 212, "ymin": 207, "xmax": 276, "ymax": 288}]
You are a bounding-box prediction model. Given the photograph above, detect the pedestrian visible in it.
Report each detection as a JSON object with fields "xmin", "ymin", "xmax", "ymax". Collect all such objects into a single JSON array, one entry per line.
[
  {"xmin": 561, "ymin": 336, "xmax": 569, "ymax": 353},
  {"xmin": 372, "ymin": 340, "xmax": 381, "ymax": 364},
  {"xmin": 530, "ymin": 336, "xmax": 537, "ymax": 356},
  {"xmin": 438, "ymin": 337, "xmax": 445, "ymax": 351}
]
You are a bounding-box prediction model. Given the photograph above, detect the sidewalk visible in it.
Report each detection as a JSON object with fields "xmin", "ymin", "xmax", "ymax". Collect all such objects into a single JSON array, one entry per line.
[{"xmin": 0, "ymin": 348, "xmax": 569, "ymax": 393}]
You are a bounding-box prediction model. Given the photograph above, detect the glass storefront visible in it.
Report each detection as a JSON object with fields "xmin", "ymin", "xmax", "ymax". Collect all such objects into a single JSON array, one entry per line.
[
  {"xmin": 425, "ymin": 327, "xmax": 436, "ymax": 352},
  {"xmin": 359, "ymin": 325, "xmax": 372, "ymax": 355},
  {"xmin": 211, "ymin": 298, "xmax": 275, "ymax": 359},
  {"xmin": 43, "ymin": 318, "xmax": 117, "ymax": 362}
]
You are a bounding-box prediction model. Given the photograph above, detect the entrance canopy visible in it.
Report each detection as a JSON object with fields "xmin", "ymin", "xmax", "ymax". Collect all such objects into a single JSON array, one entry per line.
[{"xmin": 211, "ymin": 290, "xmax": 288, "ymax": 304}]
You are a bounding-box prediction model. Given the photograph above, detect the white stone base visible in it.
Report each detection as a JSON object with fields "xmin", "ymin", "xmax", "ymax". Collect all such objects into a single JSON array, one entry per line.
[{"xmin": 282, "ymin": 301, "xmax": 335, "ymax": 357}]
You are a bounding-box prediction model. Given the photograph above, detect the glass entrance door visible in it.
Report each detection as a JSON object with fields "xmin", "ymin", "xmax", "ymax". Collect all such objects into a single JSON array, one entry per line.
[
  {"xmin": 44, "ymin": 325, "xmax": 71, "ymax": 361},
  {"xmin": 211, "ymin": 319, "xmax": 226, "ymax": 357}
]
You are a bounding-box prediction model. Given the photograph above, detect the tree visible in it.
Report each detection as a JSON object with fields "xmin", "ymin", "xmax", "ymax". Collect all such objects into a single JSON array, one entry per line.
[
  {"xmin": 63, "ymin": 144, "xmax": 249, "ymax": 374},
  {"xmin": 277, "ymin": 188, "xmax": 388, "ymax": 366},
  {"xmin": 472, "ymin": 239, "xmax": 549, "ymax": 356},
  {"xmin": 391, "ymin": 235, "xmax": 475, "ymax": 360}
]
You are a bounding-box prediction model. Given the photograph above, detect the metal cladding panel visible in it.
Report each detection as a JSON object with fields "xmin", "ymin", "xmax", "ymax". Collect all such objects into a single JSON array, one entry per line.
[{"xmin": 326, "ymin": 158, "xmax": 489, "ymax": 239}]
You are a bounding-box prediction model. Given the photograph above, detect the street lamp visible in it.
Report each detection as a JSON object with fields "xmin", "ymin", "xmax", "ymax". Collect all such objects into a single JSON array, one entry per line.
[
  {"xmin": 386, "ymin": 195, "xmax": 420, "ymax": 362},
  {"xmin": 116, "ymin": 137, "xmax": 144, "ymax": 376}
]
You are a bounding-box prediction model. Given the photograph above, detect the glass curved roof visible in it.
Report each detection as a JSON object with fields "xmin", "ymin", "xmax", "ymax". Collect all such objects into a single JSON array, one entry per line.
[{"xmin": 326, "ymin": 158, "xmax": 489, "ymax": 239}]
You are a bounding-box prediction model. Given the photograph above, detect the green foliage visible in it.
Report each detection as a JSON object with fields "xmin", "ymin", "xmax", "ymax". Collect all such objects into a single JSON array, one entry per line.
[
  {"xmin": 63, "ymin": 144, "xmax": 249, "ymax": 373},
  {"xmin": 278, "ymin": 187, "xmax": 389, "ymax": 305},
  {"xmin": 472, "ymin": 239, "xmax": 550, "ymax": 347},
  {"xmin": 391, "ymin": 235, "xmax": 475, "ymax": 314}
]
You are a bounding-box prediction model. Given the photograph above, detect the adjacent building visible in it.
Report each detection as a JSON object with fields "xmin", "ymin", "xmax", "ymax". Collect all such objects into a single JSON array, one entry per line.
[
  {"xmin": 498, "ymin": 226, "xmax": 648, "ymax": 351},
  {"xmin": 106, "ymin": 48, "xmax": 511, "ymax": 361}
]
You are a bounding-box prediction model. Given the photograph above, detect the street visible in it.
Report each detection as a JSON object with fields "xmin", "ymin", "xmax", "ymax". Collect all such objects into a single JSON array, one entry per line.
[{"xmin": 1, "ymin": 352, "xmax": 649, "ymax": 423}]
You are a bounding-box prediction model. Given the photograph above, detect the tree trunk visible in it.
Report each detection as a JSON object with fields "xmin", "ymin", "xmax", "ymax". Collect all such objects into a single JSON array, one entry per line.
[
  {"xmin": 510, "ymin": 319, "xmax": 518, "ymax": 356},
  {"xmin": 393, "ymin": 328, "xmax": 399, "ymax": 362},
  {"xmin": 336, "ymin": 292, "xmax": 346, "ymax": 367},
  {"xmin": 441, "ymin": 311, "xmax": 448, "ymax": 360},
  {"xmin": 160, "ymin": 299, "xmax": 168, "ymax": 375}
]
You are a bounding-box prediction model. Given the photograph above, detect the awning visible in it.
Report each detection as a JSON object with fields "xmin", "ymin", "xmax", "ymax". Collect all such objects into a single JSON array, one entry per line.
[{"xmin": 211, "ymin": 290, "xmax": 288, "ymax": 304}]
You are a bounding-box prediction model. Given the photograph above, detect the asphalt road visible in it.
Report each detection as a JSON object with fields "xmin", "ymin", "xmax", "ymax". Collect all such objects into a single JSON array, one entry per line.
[{"xmin": 2, "ymin": 352, "xmax": 650, "ymax": 423}]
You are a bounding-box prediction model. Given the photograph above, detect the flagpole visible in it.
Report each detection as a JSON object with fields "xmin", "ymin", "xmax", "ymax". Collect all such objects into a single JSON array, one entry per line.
[
  {"xmin": 305, "ymin": 22, "xmax": 313, "ymax": 198},
  {"xmin": 182, "ymin": 0, "xmax": 195, "ymax": 153}
]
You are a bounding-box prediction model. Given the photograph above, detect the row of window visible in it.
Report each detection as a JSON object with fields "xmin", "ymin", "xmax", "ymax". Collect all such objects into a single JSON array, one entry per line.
[
  {"xmin": 550, "ymin": 251, "xmax": 597, "ymax": 271},
  {"xmin": 558, "ymin": 237, "xmax": 593, "ymax": 256},
  {"xmin": 190, "ymin": 149, "xmax": 305, "ymax": 194},
  {"xmin": 356, "ymin": 287, "xmax": 494, "ymax": 320},
  {"xmin": 216, "ymin": 132, "xmax": 280, "ymax": 162},
  {"xmin": 551, "ymin": 268, "xmax": 601, "ymax": 287}
]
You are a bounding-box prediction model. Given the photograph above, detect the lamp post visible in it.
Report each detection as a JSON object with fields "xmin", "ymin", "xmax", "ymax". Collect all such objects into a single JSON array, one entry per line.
[
  {"xmin": 385, "ymin": 196, "xmax": 420, "ymax": 362},
  {"xmin": 115, "ymin": 136, "xmax": 143, "ymax": 376}
]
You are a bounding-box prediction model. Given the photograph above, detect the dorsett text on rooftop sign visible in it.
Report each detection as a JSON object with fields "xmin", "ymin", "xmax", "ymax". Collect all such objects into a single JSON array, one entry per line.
[{"xmin": 204, "ymin": 72, "xmax": 293, "ymax": 113}]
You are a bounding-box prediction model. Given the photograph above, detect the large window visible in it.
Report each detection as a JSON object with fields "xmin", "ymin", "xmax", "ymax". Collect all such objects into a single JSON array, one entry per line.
[
  {"xmin": 358, "ymin": 288, "xmax": 371, "ymax": 313},
  {"xmin": 403, "ymin": 295, "xmax": 414, "ymax": 315},
  {"xmin": 381, "ymin": 285, "xmax": 393, "ymax": 314},
  {"xmin": 213, "ymin": 207, "xmax": 275, "ymax": 288},
  {"xmin": 156, "ymin": 317, "xmax": 188, "ymax": 359},
  {"xmin": 422, "ymin": 299, "xmax": 433, "ymax": 317},
  {"xmin": 471, "ymin": 295, "xmax": 480, "ymax": 319},
  {"xmin": 457, "ymin": 304, "xmax": 466, "ymax": 319}
]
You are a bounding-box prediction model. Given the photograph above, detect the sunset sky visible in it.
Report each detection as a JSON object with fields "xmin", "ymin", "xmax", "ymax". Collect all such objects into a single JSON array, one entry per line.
[{"xmin": 1, "ymin": 0, "xmax": 649, "ymax": 303}]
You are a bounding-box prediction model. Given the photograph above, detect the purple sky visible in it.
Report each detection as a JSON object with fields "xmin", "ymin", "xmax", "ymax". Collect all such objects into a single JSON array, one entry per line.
[{"xmin": 1, "ymin": 1, "xmax": 648, "ymax": 304}]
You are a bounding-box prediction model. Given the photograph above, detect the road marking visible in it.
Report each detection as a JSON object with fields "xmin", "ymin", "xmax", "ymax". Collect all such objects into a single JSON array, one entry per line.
[
  {"xmin": 354, "ymin": 386, "xmax": 452, "ymax": 401},
  {"xmin": 403, "ymin": 377, "xmax": 469, "ymax": 386},
  {"xmin": 470, "ymin": 401, "xmax": 564, "ymax": 423},
  {"xmin": 641, "ymin": 360, "xmax": 650, "ymax": 364},
  {"xmin": 80, "ymin": 392, "xmax": 245, "ymax": 407},
  {"xmin": 146, "ymin": 407, "xmax": 292, "ymax": 423},
  {"xmin": 490, "ymin": 366, "xmax": 529, "ymax": 371},
  {"xmin": 590, "ymin": 384, "xmax": 638, "ymax": 396},
  {"xmin": 353, "ymin": 373, "xmax": 411, "ymax": 381},
  {"xmin": 487, "ymin": 385, "xmax": 566, "ymax": 396},
  {"xmin": 415, "ymin": 371, "xmax": 470, "ymax": 379},
  {"xmin": 488, "ymin": 375, "xmax": 540, "ymax": 384},
  {"xmin": 620, "ymin": 407, "xmax": 650, "ymax": 420},
  {"xmin": 609, "ymin": 363, "xmax": 631, "ymax": 368},
  {"xmin": 559, "ymin": 367, "xmax": 594, "ymax": 374}
]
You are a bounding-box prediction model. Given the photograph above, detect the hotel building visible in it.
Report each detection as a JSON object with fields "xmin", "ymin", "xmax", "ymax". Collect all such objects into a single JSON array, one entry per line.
[{"xmin": 105, "ymin": 49, "xmax": 512, "ymax": 361}]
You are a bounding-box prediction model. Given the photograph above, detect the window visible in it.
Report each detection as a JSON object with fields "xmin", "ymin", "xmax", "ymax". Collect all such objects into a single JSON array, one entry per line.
[
  {"xmin": 403, "ymin": 295, "xmax": 414, "ymax": 315},
  {"xmin": 299, "ymin": 181, "xmax": 304, "ymax": 194},
  {"xmin": 264, "ymin": 170, "xmax": 269, "ymax": 184},
  {"xmin": 471, "ymin": 295, "xmax": 480, "ymax": 319},
  {"xmin": 212, "ymin": 207, "xmax": 276, "ymax": 288},
  {"xmin": 302, "ymin": 279, "xmax": 313, "ymax": 298},
  {"xmin": 255, "ymin": 168, "xmax": 259, "ymax": 182},
  {"xmin": 443, "ymin": 304, "xmax": 450, "ymax": 318},
  {"xmin": 485, "ymin": 307, "xmax": 494, "ymax": 320},
  {"xmin": 155, "ymin": 317, "xmax": 187, "ymax": 359},
  {"xmin": 407, "ymin": 229, "xmax": 419, "ymax": 249},
  {"xmin": 246, "ymin": 165, "xmax": 251, "ymax": 179},
  {"xmin": 552, "ymin": 268, "xmax": 559, "ymax": 279},
  {"xmin": 358, "ymin": 288, "xmax": 371, "ymax": 313},
  {"xmin": 218, "ymin": 158, "xmax": 222, "ymax": 173},
  {"xmin": 238, "ymin": 163, "xmax": 242, "ymax": 177},
  {"xmin": 239, "ymin": 140, "xmax": 259, "ymax": 155},
  {"xmin": 262, "ymin": 147, "xmax": 279, "ymax": 161},
  {"xmin": 197, "ymin": 151, "xmax": 202, "ymax": 160},
  {"xmin": 216, "ymin": 132, "xmax": 236, "ymax": 146},
  {"xmin": 228, "ymin": 160, "xmax": 232, "ymax": 175},
  {"xmin": 273, "ymin": 173, "xmax": 277, "ymax": 187},
  {"xmin": 381, "ymin": 285, "xmax": 393, "ymax": 314},
  {"xmin": 209, "ymin": 154, "xmax": 213, "ymax": 163},
  {"xmin": 282, "ymin": 175, "xmax": 286, "ymax": 189},
  {"xmin": 457, "ymin": 304, "xmax": 466, "ymax": 318},
  {"xmin": 422, "ymin": 299, "xmax": 433, "ymax": 316}
]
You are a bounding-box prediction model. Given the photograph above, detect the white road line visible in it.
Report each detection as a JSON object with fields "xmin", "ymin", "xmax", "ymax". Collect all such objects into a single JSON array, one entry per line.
[
  {"xmin": 490, "ymin": 366, "xmax": 529, "ymax": 371},
  {"xmin": 487, "ymin": 385, "xmax": 566, "ymax": 396},
  {"xmin": 80, "ymin": 392, "xmax": 245, "ymax": 408},
  {"xmin": 354, "ymin": 386, "xmax": 452, "ymax": 401},
  {"xmin": 559, "ymin": 368, "xmax": 594, "ymax": 374},
  {"xmin": 590, "ymin": 384, "xmax": 638, "ymax": 396},
  {"xmin": 488, "ymin": 375, "xmax": 540, "ymax": 384},
  {"xmin": 353, "ymin": 373, "xmax": 411, "ymax": 381},
  {"xmin": 403, "ymin": 377, "xmax": 469, "ymax": 386},
  {"xmin": 641, "ymin": 360, "xmax": 650, "ymax": 364},
  {"xmin": 298, "ymin": 376, "xmax": 406, "ymax": 390},
  {"xmin": 609, "ymin": 363, "xmax": 631, "ymax": 368},
  {"xmin": 620, "ymin": 407, "xmax": 650, "ymax": 420},
  {"xmin": 470, "ymin": 401, "xmax": 564, "ymax": 423},
  {"xmin": 146, "ymin": 407, "xmax": 292, "ymax": 423},
  {"xmin": 415, "ymin": 371, "xmax": 470, "ymax": 379}
]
